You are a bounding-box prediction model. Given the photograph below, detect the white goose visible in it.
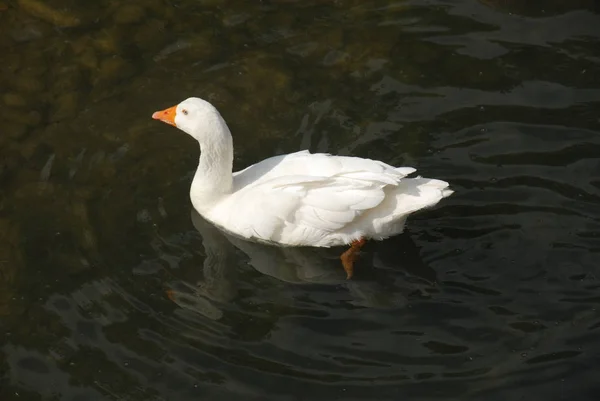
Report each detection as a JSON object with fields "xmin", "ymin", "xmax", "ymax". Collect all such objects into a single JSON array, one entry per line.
[{"xmin": 152, "ymin": 97, "xmax": 453, "ymax": 278}]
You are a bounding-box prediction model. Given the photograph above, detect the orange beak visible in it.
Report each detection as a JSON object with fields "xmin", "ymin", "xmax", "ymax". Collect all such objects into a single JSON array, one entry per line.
[{"xmin": 152, "ymin": 105, "xmax": 177, "ymax": 126}]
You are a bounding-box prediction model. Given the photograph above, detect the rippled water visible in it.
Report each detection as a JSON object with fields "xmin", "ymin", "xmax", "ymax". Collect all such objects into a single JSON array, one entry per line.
[{"xmin": 1, "ymin": 1, "xmax": 600, "ymax": 400}]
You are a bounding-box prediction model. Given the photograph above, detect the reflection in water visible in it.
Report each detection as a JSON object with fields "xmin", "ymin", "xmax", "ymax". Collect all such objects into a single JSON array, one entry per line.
[
  {"xmin": 191, "ymin": 210, "xmax": 345, "ymax": 285},
  {"xmin": 166, "ymin": 211, "xmax": 431, "ymax": 317},
  {"xmin": 1, "ymin": 0, "xmax": 600, "ymax": 400}
]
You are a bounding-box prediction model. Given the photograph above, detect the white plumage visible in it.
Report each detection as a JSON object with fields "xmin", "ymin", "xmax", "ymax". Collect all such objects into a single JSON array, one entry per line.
[{"xmin": 152, "ymin": 97, "xmax": 453, "ymax": 249}]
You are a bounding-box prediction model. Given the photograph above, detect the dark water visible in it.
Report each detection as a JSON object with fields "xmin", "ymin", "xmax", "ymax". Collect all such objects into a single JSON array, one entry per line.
[{"xmin": 2, "ymin": 1, "xmax": 600, "ymax": 400}]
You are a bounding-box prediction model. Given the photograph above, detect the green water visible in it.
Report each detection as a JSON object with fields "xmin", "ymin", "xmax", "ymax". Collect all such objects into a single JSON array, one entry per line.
[{"xmin": 1, "ymin": 1, "xmax": 600, "ymax": 400}]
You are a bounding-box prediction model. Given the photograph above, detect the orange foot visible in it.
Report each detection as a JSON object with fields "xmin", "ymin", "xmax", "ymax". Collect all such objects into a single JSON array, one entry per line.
[{"xmin": 340, "ymin": 238, "xmax": 367, "ymax": 279}]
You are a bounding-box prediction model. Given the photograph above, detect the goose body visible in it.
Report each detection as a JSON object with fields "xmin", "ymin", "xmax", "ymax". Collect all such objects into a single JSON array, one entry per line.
[{"xmin": 152, "ymin": 97, "xmax": 453, "ymax": 250}]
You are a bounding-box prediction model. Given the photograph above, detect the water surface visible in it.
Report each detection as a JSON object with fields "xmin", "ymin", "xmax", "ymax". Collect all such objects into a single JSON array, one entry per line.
[{"xmin": 1, "ymin": 1, "xmax": 600, "ymax": 400}]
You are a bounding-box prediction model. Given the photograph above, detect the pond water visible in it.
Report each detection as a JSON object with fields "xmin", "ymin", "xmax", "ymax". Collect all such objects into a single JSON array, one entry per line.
[{"xmin": 1, "ymin": 1, "xmax": 600, "ymax": 400}]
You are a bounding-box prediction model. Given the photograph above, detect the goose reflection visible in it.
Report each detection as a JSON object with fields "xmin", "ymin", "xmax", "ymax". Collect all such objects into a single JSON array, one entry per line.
[{"xmin": 166, "ymin": 211, "xmax": 436, "ymax": 317}]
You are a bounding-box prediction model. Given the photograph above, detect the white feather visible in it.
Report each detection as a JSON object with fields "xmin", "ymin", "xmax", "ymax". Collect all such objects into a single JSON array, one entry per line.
[{"xmin": 207, "ymin": 150, "xmax": 452, "ymax": 246}]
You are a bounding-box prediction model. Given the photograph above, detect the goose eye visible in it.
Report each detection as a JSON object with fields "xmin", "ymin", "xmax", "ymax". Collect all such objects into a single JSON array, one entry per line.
[{"xmin": 181, "ymin": 109, "xmax": 188, "ymax": 115}]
